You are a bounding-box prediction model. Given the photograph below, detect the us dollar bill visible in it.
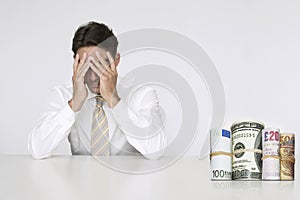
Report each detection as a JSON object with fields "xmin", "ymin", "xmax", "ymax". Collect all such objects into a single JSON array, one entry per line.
[
  {"xmin": 262, "ymin": 128, "xmax": 280, "ymax": 180},
  {"xmin": 231, "ymin": 121, "xmax": 264, "ymax": 180},
  {"xmin": 280, "ymin": 133, "xmax": 295, "ymax": 181}
]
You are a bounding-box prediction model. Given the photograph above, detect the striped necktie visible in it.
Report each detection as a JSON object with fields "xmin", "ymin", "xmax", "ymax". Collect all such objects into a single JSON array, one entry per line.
[{"xmin": 91, "ymin": 95, "xmax": 110, "ymax": 156}]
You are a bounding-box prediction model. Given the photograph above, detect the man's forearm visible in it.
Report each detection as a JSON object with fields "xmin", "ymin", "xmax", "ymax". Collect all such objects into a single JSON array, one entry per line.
[
  {"xmin": 29, "ymin": 103, "xmax": 75, "ymax": 159},
  {"xmin": 111, "ymin": 99, "xmax": 166, "ymax": 159},
  {"xmin": 106, "ymin": 93, "xmax": 121, "ymax": 108}
]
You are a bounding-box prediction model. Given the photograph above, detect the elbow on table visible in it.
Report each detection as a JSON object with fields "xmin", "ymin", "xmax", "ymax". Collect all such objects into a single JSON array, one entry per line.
[
  {"xmin": 31, "ymin": 150, "xmax": 51, "ymax": 160},
  {"xmin": 142, "ymin": 135, "xmax": 167, "ymax": 160},
  {"xmin": 28, "ymin": 134, "xmax": 51, "ymax": 160},
  {"xmin": 142, "ymin": 147, "xmax": 165, "ymax": 160},
  {"xmin": 30, "ymin": 143, "xmax": 51, "ymax": 160},
  {"xmin": 143, "ymin": 153, "xmax": 162, "ymax": 160}
]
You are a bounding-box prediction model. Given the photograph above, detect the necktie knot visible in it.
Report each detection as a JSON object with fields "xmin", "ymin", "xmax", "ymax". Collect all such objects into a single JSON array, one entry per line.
[{"xmin": 95, "ymin": 95, "xmax": 105, "ymax": 108}]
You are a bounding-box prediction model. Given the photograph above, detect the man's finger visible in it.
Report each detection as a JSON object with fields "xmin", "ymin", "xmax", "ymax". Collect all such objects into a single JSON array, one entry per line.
[
  {"xmin": 76, "ymin": 52, "xmax": 87, "ymax": 73},
  {"xmin": 77, "ymin": 64, "xmax": 90, "ymax": 80},
  {"xmin": 90, "ymin": 56, "xmax": 109, "ymax": 75},
  {"xmin": 90, "ymin": 64, "xmax": 103, "ymax": 78},
  {"xmin": 77, "ymin": 57, "xmax": 91, "ymax": 78},
  {"xmin": 73, "ymin": 53, "xmax": 79, "ymax": 73},
  {"xmin": 96, "ymin": 51, "xmax": 111, "ymax": 71},
  {"xmin": 106, "ymin": 51, "xmax": 116, "ymax": 72}
]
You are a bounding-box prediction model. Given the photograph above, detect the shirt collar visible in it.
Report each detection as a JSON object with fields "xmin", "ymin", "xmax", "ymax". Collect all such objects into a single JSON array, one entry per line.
[
  {"xmin": 87, "ymin": 86, "xmax": 97, "ymax": 100},
  {"xmin": 86, "ymin": 86, "xmax": 108, "ymax": 107}
]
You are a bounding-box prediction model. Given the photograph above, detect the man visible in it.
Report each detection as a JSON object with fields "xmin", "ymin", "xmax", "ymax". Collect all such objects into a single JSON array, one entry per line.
[{"xmin": 28, "ymin": 21, "xmax": 166, "ymax": 159}]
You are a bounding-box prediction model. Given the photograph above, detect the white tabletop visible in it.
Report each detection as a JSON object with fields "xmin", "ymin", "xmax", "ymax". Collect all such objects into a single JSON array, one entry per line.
[{"xmin": 0, "ymin": 155, "xmax": 298, "ymax": 200}]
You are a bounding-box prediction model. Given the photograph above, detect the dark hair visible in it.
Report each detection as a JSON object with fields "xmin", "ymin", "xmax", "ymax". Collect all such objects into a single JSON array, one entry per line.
[{"xmin": 72, "ymin": 21, "xmax": 118, "ymax": 57}]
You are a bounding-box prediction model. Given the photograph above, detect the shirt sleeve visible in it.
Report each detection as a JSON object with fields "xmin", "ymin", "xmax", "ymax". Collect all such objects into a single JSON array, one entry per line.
[
  {"xmin": 111, "ymin": 86, "xmax": 166, "ymax": 160},
  {"xmin": 28, "ymin": 86, "xmax": 75, "ymax": 159}
]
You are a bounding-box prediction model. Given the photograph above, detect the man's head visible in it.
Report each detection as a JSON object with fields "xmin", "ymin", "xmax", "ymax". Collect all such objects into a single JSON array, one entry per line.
[{"xmin": 72, "ymin": 21, "xmax": 120, "ymax": 94}]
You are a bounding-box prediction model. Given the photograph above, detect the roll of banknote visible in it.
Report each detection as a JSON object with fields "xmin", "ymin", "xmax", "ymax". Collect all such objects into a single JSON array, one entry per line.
[
  {"xmin": 231, "ymin": 121, "xmax": 264, "ymax": 180},
  {"xmin": 280, "ymin": 133, "xmax": 295, "ymax": 181},
  {"xmin": 210, "ymin": 129, "xmax": 232, "ymax": 180},
  {"xmin": 262, "ymin": 128, "xmax": 280, "ymax": 180}
]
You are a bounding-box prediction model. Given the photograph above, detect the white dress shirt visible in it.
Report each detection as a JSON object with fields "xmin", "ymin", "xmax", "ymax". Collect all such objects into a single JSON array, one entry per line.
[{"xmin": 28, "ymin": 82, "xmax": 166, "ymax": 160}]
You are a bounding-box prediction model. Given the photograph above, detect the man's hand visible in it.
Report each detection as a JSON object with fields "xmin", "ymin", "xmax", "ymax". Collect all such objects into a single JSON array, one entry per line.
[
  {"xmin": 90, "ymin": 51, "xmax": 120, "ymax": 108},
  {"xmin": 69, "ymin": 53, "xmax": 89, "ymax": 112}
]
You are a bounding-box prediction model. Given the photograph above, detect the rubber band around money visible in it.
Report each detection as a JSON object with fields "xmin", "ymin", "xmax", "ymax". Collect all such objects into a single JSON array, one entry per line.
[
  {"xmin": 209, "ymin": 151, "xmax": 232, "ymax": 160},
  {"xmin": 232, "ymin": 148, "xmax": 262, "ymax": 155},
  {"xmin": 261, "ymin": 155, "xmax": 281, "ymax": 160},
  {"xmin": 280, "ymin": 156, "xmax": 295, "ymax": 163}
]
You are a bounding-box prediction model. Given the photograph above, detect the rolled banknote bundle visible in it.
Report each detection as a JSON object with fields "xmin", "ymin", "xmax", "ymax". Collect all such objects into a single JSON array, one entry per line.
[
  {"xmin": 280, "ymin": 133, "xmax": 295, "ymax": 181},
  {"xmin": 210, "ymin": 129, "xmax": 232, "ymax": 180},
  {"xmin": 262, "ymin": 128, "xmax": 280, "ymax": 180},
  {"xmin": 231, "ymin": 121, "xmax": 264, "ymax": 180}
]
